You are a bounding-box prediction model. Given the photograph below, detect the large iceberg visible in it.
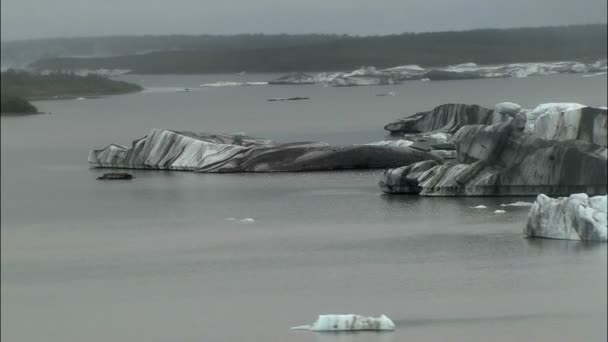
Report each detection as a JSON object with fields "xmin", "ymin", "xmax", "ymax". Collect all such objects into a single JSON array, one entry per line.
[
  {"xmin": 291, "ymin": 314, "xmax": 395, "ymax": 331},
  {"xmin": 89, "ymin": 129, "xmax": 441, "ymax": 172},
  {"xmin": 525, "ymin": 193, "xmax": 607, "ymax": 241},
  {"xmin": 379, "ymin": 103, "xmax": 608, "ymax": 196},
  {"xmin": 269, "ymin": 59, "xmax": 607, "ymax": 87}
]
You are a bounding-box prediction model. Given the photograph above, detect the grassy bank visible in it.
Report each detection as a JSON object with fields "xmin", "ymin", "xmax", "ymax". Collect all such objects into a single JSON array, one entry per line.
[
  {"xmin": 0, "ymin": 95, "xmax": 38, "ymax": 115},
  {"xmin": 1, "ymin": 70, "xmax": 143, "ymax": 100}
]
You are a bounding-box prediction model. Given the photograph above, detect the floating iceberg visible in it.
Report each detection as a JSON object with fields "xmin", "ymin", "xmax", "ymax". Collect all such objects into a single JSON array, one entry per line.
[
  {"xmin": 366, "ymin": 140, "xmax": 414, "ymax": 147},
  {"xmin": 240, "ymin": 218, "xmax": 255, "ymax": 223},
  {"xmin": 380, "ymin": 103, "xmax": 607, "ymax": 196},
  {"xmin": 472, "ymin": 205, "xmax": 487, "ymax": 209},
  {"xmin": 269, "ymin": 59, "xmax": 607, "ymax": 87},
  {"xmin": 291, "ymin": 314, "xmax": 395, "ymax": 331},
  {"xmin": 89, "ymin": 129, "xmax": 440, "ymax": 172},
  {"xmin": 200, "ymin": 81, "xmax": 268, "ymax": 87},
  {"xmin": 500, "ymin": 201, "xmax": 533, "ymax": 207},
  {"xmin": 494, "ymin": 210, "xmax": 506, "ymax": 214},
  {"xmin": 525, "ymin": 193, "xmax": 607, "ymax": 241}
]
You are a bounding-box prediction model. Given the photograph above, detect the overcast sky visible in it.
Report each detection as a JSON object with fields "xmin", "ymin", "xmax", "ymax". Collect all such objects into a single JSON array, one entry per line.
[{"xmin": 1, "ymin": 0, "xmax": 606, "ymax": 41}]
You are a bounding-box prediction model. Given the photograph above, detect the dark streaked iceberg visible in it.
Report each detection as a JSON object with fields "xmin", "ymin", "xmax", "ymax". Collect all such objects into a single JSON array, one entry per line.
[
  {"xmin": 525, "ymin": 193, "xmax": 607, "ymax": 241},
  {"xmin": 384, "ymin": 103, "xmax": 508, "ymax": 134},
  {"xmin": 89, "ymin": 129, "xmax": 441, "ymax": 172},
  {"xmin": 380, "ymin": 104, "xmax": 608, "ymax": 196},
  {"xmin": 268, "ymin": 73, "xmax": 317, "ymax": 85}
]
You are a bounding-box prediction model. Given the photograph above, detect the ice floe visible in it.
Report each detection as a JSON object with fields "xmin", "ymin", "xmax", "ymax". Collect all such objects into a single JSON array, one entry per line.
[
  {"xmin": 291, "ymin": 314, "xmax": 395, "ymax": 331},
  {"xmin": 525, "ymin": 193, "xmax": 607, "ymax": 241},
  {"xmin": 500, "ymin": 201, "xmax": 534, "ymax": 207}
]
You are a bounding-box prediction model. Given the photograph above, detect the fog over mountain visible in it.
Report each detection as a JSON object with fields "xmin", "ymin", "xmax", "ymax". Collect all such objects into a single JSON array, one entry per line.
[{"xmin": 1, "ymin": 0, "xmax": 606, "ymax": 41}]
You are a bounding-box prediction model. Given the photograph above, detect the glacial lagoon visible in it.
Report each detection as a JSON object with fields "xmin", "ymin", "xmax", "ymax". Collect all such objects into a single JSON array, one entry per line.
[{"xmin": 1, "ymin": 73, "xmax": 606, "ymax": 342}]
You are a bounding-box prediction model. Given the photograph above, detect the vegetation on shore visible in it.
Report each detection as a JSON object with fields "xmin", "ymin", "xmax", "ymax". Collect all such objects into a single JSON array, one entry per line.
[
  {"xmin": 1, "ymin": 69, "xmax": 143, "ymax": 100},
  {"xmin": 21, "ymin": 24, "xmax": 608, "ymax": 74},
  {"xmin": 0, "ymin": 95, "xmax": 38, "ymax": 115},
  {"xmin": 0, "ymin": 70, "xmax": 142, "ymax": 115}
]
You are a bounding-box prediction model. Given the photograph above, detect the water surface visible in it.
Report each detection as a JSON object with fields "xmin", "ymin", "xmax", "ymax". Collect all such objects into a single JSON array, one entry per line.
[{"xmin": 2, "ymin": 74, "xmax": 606, "ymax": 342}]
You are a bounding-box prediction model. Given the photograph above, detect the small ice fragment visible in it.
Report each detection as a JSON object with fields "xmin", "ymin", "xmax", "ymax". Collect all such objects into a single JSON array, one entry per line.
[
  {"xmin": 494, "ymin": 210, "xmax": 506, "ymax": 214},
  {"xmin": 291, "ymin": 314, "xmax": 395, "ymax": 331},
  {"xmin": 471, "ymin": 205, "xmax": 487, "ymax": 209},
  {"xmin": 240, "ymin": 218, "xmax": 255, "ymax": 223},
  {"xmin": 225, "ymin": 217, "xmax": 236, "ymax": 221}
]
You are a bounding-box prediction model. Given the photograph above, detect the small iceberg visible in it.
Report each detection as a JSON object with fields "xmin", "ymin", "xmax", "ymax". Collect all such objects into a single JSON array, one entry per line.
[
  {"xmin": 239, "ymin": 218, "xmax": 255, "ymax": 223},
  {"xmin": 494, "ymin": 209, "xmax": 507, "ymax": 214},
  {"xmin": 525, "ymin": 193, "xmax": 607, "ymax": 241},
  {"xmin": 291, "ymin": 314, "xmax": 395, "ymax": 332},
  {"xmin": 500, "ymin": 201, "xmax": 533, "ymax": 207},
  {"xmin": 200, "ymin": 81, "xmax": 268, "ymax": 87},
  {"xmin": 471, "ymin": 205, "xmax": 487, "ymax": 209},
  {"xmin": 267, "ymin": 97, "xmax": 310, "ymax": 102}
]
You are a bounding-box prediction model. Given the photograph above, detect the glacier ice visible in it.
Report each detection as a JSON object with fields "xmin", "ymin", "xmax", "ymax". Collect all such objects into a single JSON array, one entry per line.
[
  {"xmin": 500, "ymin": 201, "xmax": 533, "ymax": 207},
  {"xmin": 525, "ymin": 193, "xmax": 607, "ymax": 241},
  {"xmin": 291, "ymin": 314, "xmax": 395, "ymax": 331}
]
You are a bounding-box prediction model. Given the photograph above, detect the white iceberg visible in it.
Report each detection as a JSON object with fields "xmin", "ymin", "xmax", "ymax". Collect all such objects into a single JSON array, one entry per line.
[
  {"xmin": 526, "ymin": 102, "xmax": 586, "ymax": 121},
  {"xmin": 291, "ymin": 314, "xmax": 395, "ymax": 331},
  {"xmin": 494, "ymin": 210, "xmax": 506, "ymax": 214},
  {"xmin": 365, "ymin": 140, "xmax": 414, "ymax": 147},
  {"xmin": 500, "ymin": 201, "xmax": 533, "ymax": 207},
  {"xmin": 494, "ymin": 102, "xmax": 521, "ymax": 115},
  {"xmin": 200, "ymin": 81, "xmax": 268, "ymax": 87},
  {"xmin": 471, "ymin": 205, "xmax": 487, "ymax": 209},
  {"xmin": 240, "ymin": 218, "xmax": 255, "ymax": 223},
  {"xmin": 525, "ymin": 193, "xmax": 607, "ymax": 241}
]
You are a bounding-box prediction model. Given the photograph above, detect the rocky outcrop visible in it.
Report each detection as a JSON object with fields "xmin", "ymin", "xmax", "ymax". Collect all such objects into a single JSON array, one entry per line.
[
  {"xmin": 89, "ymin": 129, "xmax": 441, "ymax": 172},
  {"xmin": 525, "ymin": 193, "xmax": 607, "ymax": 241},
  {"xmin": 384, "ymin": 104, "xmax": 508, "ymax": 134},
  {"xmin": 380, "ymin": 105, "xmax": 608, "ymax": 196}
]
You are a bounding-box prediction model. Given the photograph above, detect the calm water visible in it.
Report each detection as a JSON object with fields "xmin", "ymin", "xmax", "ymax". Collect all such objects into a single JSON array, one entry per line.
[{"xmin": 1, "ymin": 74, "xmax": 607, "ymax": 342}]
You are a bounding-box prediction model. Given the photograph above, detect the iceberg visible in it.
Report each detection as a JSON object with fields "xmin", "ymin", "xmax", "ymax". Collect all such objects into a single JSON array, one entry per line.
[
  {"xmin": 366, "ymin": 140, "xmax": 414, "ymax": 147},
  {"xmin": 494, "ymin": 210, "xmax": 506, "ymax": 214},
  {"xmin": 291, "ymin": 314, "xmax": 395, "ymax": 331},
  {"xmin": 89, "ymin": 129, "xmax": 441, "ymax": 172},
  {"xmin": 500, "ymin": 201, "xmax": 533, "ymax": 207},
  {"xmin": 200, "ymin": 81, "xmax": 268, "ymax": 87},
  {"xmin": 472, "ymin": 205, "xmax": 488, "ymax": 209},
  {"xmin": 380, "ymin": 103, "xmax": 608, "ymax": 196},
  {"xmin": 268, "ymin": 59, "xmax": 607, "ymax": 87},
  {"xmin": 525, "ymin": 193, "xmax": 607, "ymax": 241}
]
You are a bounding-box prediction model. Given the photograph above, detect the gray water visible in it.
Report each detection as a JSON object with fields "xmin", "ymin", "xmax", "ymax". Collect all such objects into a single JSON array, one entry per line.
[{"xmin": 1, "ymin": 74, "xmax": 607, "ymax": 342}]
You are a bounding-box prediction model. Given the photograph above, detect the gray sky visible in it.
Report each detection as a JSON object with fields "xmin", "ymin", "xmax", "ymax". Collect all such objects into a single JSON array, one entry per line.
[{"xmin": 1, "ymin": 0, "xmax": 606, "ymax": 41}]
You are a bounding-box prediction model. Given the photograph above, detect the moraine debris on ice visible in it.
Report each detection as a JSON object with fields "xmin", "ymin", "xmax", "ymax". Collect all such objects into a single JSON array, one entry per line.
[
  {"xmin": 380, "ymin": 102, "xmax": 607, "ymax": 196},
  {"xmin": 89, "ymin": 129, "xmax": 441, "ymax": 173}
]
